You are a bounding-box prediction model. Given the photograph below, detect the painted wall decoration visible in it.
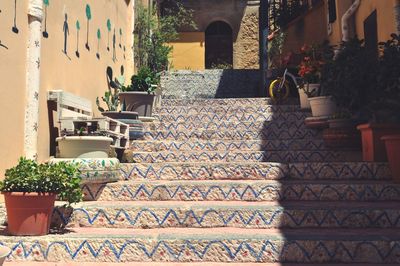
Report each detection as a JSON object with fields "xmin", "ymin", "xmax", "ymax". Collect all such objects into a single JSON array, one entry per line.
[
  {"xmin": 63, "ymin": 13, "xmax": 70, "ymax": 58},
  {"xmin": 12, "ymin": 0, "xmax": 19, "ymax": 33},
  {"xmin": 43, "ymin": 0, "xmax": 50, "ymax": 38},
  {"xmin": 107, "ymin": 19, "xmax": 111, "ymax": 51},
  {"xmin": 119, "ymin": 28, "xmax": 122, "ymax": 48},
  {"xmin": 112, "ymin": 28, "xmax": 117, "ymax": 62},
  {"xmin": 0, "ymin": 4, "xmax": 6, "ymax": 49},
  {"xmin": 76, "ymin": 20, "xmax": 80, "ymax": 57},
  {"xmin": 85, "ymin": 4, "xmax": 91, "ymax": 51},
  {"xmin": 96, "ymin": 28, "xmax": 101, "ymax": 59}
]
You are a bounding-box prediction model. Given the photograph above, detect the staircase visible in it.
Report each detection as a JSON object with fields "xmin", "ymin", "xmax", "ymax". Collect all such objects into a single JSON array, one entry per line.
[{"xmin": 4, "ymin": 98, "xmax": 400, "ymax": 265}]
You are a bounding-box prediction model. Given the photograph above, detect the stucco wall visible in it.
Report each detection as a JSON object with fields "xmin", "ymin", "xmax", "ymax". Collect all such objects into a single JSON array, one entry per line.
[
  {"xmin": 169, "ymin": 32, "xmax": 205, "ymax": 70},
  {"xmin": 0, "ymin": 0, "xmax": 134, "ymax": 177},
  {"xmin": 283, "ymin": 2, "xmax": 328, "ymax": 53}
]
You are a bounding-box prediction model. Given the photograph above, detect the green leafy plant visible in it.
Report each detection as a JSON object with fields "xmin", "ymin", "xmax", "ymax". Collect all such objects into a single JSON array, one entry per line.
[
  {"xmin": 367, "ymin": 34, "xmax": 400, "ymax": 123},
  {"xmin": 268, "ymin": 30, "xmax": 286, "ymax": 69},
  {"xmin": 125, "ymin": 66, "xmax": 160, "ymax": 93},
  {"xmin": 96, "ymin": 89, "xmax": 119, "ymax": 112},
  {"xmin": 321, "ymin": 38, "xmax": 376, "ymax": 116},
  {"xmin": 134, "ymin": 2, "xmax": 196, "ymax": 74},
  {"xmin": 0, "ymin": 158, "xmax": 83, "ymax": 205}
]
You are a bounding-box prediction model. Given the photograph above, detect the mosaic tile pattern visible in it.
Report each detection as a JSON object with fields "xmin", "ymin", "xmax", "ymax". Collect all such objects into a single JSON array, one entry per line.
[
  {"xmin": 2, "ymin": 236, "xmax": 400, "ymax": 263},
  {"xmin": 156, "ymin": 105, "xmax": 302, "ymax": 115},
  {"xmin": 81, "ymin": 181, "xmax": 400, "ymax": 202}
]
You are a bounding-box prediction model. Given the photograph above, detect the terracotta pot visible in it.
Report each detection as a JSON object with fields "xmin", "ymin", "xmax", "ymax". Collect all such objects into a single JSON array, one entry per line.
[
  {"xmin": 119, "ymin": 92, "xmax": 155, "ymax": 117},
  {"xmin": 357, "ymin": 123, "xmax": 400, "ymax": 162},
  {"xmin": 0, "ymin": 246, "xmax": 10, "ymax": 265},
  {"xmin": 323, "ymin": 120, "xmax": 361, "ymax": 150},
  {"xmin": 56, "ymin": 136, "xmax": 113, "ymax": 158},
  {"xmin": 382, "ymin": 135, "xmax": 400, "ymax": 182},
  {"xmin": 3, "ymin": 192, "xmax": 56, "ymax": 236},
  {"xmin": 102, "ymin": 111, "xmax": 138, "ymax": 120},
  {"xmin": 308, "ymin": 96, "xmax": 337, "ymax": 117}
]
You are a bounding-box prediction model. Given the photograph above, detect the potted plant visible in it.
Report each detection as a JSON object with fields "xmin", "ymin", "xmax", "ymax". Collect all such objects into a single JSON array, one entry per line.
[
  {"xmin": 0, "ymin": 158, "xmax": 82, "ymax": 236},
  {"xmin": 298, "ymin": 44, "xmax": 324, "ymax": 110},
  {"xmin": 97, "ymin": 66, "xmax": 138, "ymax": 120},
  {"xmin": 306, "ymin": 42, "xmax": 337, "ymax": 118},
  {"xmin": 358, "ymin": 34, "xmax": 400, "ymax": 162},
  {"xmin": 119, "ymin": 67, "xmax": 159, "ymax": 118},
  {"xmin": 57, "ymin": 126, "xmax": 113, "ymax": 158}
]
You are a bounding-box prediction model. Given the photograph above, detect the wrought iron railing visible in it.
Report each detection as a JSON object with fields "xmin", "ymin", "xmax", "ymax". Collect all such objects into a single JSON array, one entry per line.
[{"xmin": 269, "ymin": 0, "xmax": 322, "ymax": 31}]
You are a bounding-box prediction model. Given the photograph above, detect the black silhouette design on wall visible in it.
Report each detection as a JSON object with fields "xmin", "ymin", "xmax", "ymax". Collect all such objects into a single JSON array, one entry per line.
[
  {"xmin": 112, "ymin": 28, "xmax": 116, "ymax": 62},
  {"xmin": 107, "ymin": 19, "xmax": 111, "ymax": 51},
  {"xmin": 63, "ymin": 13, "xmax": 70, "ymax": 59},
  {"xmin": 12, "ymin": 0, "xmax": 19, "ymax": 33},
  {"xmin": 123, "ymin": 45, "xmax": 126, "ymax": 59},
  {"xmin": 96, "ymin": 28, "xmax": 101, "ymax": 59},
  {"xmin": 85, "ymin": 4, "xmax": 92, "ymax": 51},
  {"xmin": 75, "ymin": 20, "xmax": 80, "ymax": 57},
  {"xmin": 43, "ymin": 0, "xmax": 49, "ymax": 38},
  {"xmin": 119, "ymin": 28, "xmax": 122, "ymax": 48}
]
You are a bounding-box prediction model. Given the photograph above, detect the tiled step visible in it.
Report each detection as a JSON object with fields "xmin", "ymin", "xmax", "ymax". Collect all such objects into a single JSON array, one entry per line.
[
  {"xmin": 81, "ymin": 180, "xmax": 400, "ymax": 202},
  {"xmin": 153, "ymin": 112, "xmax": 308, "ymax": 123},
  {"xmin": 129, "ymin": 139, "xmax": 326, "ymax": 152},
  {"xmin": 7, "ymin": 263, "xmax": 400, "ymax": 266},
  {"xmin": 125, "ymin": 150, "xmax": 360, "ymax": 163},
  {"xmin": 2, "ymin": 227, "xmax": 400, "ymax": 263},
  {"xmin": 160, "ymin": 97, "xmax": 299, "ymax": 106},
  {"xmin": 143, "ymin": 120, "xmax": 309, "ymax": 131},
  {"xmin": 120, "ymin": 162, "xmax": 391, "ymax": 181},
  {"xmin": 143, "ymin": 128, "xmax": 320, "ymax": 141},
  {"xmin": 155, "ymin": 104, "xmax": 302, "ymax": 115},
  {"xmin": 49, "ymin": 201, "xmax": 400, "ymax": 229}
]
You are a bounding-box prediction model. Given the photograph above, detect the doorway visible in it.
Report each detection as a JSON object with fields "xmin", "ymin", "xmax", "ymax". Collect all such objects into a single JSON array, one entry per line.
[{"xmin": 205, "ymin": 21, "xmax": 233, "ymax": 69}]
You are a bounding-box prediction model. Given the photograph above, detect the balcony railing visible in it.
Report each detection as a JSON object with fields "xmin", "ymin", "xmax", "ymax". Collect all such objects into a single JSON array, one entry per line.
[{"xmin": 269, "ymin": 0, "xmax": 323, "ymax": 31}]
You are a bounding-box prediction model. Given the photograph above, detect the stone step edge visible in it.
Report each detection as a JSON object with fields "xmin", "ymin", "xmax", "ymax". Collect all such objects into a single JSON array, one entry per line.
[{"xmin": 7, "ymin": 263, "xmax": 399, "ymax": 266}]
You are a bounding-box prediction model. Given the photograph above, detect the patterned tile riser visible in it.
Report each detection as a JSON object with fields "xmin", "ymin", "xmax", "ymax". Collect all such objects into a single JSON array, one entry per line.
[
  {"xmin": 81, "ymin": 182, "xmax": 400, "ymax": 202},
  {"xmin": 143, "ymin": 121, "xmax": 313, "ymax": 132},
  {"xmin": 153, "ymin": 112, "xmax": 309, "ymax": 123},
  {"xmin": 160, "ymin": 98, "xmax": 299, "ymax": 106},
  {"xmin": 120, "ymin": 163, "xmax": 391, "ymax": 181},
  {"xmin": 155, "ymin": 105, "xmax": 303, "ymax": 115},
  {"xmin": 52, "ymin": 207, "xmax": 400, "ymax": 229},
  {"xmin": 128, "ymin": 140, "xmax": 326, "ymax": 152},
  {"xmin": 125, "ymin": 151, "xmax": 359, "ymax": 163},
  {"xmin": 2, "ymin": 238, "xmax": 400, "ymax": 263},
  {"xmin": 142, "ymin": 129, "xmax": 320, "ymax": 141}
]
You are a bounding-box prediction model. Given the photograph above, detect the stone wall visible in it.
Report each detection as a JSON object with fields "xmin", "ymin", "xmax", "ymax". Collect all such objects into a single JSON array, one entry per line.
[{"xmin": 161, "ymin": 70, "xmax": 260, "ymax": 99}]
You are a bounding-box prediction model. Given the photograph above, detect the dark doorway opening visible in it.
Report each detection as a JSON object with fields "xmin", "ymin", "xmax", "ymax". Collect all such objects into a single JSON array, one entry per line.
[
  {"xmin": 364, "ymin": 10, "xmax": 378, "ymax": 59},
  {"xmin": 205, "ymin": 21, "xmax": 233, "ymax": 69}
]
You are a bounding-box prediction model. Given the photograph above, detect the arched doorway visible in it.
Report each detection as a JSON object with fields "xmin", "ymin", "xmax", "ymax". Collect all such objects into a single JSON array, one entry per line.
[{"xmin": 205, "ymin": 21, "xmax": 233, "ymax": 69}]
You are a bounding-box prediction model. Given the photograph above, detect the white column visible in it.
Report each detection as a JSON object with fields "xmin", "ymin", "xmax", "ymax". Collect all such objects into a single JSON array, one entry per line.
[
  {"xmin": 24, "ymin": 0, "xmax": 43, "ymax": 160},
  {"xmin": 341, "ymin": 0, "xmax": 361, "ymax": 42}
]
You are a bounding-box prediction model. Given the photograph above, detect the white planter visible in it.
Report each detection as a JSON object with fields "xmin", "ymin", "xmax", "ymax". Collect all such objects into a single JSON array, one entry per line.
[
  {"xmin": 56, "ymin": 136, "xmax": 113, "ymax": 158},
  {"xmin": 298, "ymin": 89, "xmax": 310, "ymax": 110},
  {"xmin": 309, "ymin": 96, "xmax": 337, "ymax": 117},
  {"xmin": 299, "ymin": 84, "xmax": 320, "ymax": 110},
  {"xmin": 0, "ymin": 246, "xmax": 10, "ymax": 265}
]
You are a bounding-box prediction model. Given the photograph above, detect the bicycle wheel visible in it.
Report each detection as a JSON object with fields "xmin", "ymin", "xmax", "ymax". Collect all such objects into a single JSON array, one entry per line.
[{"xmin": 269, "ymin": 78, "xmax": 290, "ymax": 101}]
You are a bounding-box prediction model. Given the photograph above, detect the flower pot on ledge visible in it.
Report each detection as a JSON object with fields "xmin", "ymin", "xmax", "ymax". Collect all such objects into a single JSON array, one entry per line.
[
  {"xmin": 308, "ymin": 96, "xmax": 337, "ymax": 117},
  {"xmin": 382, "ymin": 135, "xmax": 400, "ymax": 182},
  {"xmin": 119, "ymin": 91, "xmax": 155, "ymax": 117},
  {"xmin": 299, "ymin": 83, "xmax": 320, "ymax": 110},
  {"xmin": 3, "ymin": 192, "xmax": 56, "ymax": 236},
  {"xmin": 56, "ymin": 136, "xmax": 113, "ymax": 158},
  {"xmin": 357, "ymin": 124, "xmax": 400, "ymax": 162}
]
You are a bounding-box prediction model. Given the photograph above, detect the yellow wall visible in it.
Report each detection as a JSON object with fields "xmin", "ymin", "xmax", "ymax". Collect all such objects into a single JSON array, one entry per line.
[
  {"xmin": 169, "ymin": 32, "xmax": 205, "ymax": 70},
  {"xmin": 0, "ymin": 0, "xmax": 134, "ymax": 177},
  {"xmin": 283, "ymin": 2, "xmax": 328, "ymax": 53},
  {"xmin": 328, "ymin": 0, "xmax": 398, "ymax": 45}
]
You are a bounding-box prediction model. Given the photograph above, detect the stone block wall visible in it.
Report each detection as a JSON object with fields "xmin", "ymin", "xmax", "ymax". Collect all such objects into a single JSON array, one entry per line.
[{"xmin": 161, "ymin": 70, "xmax": 260, "ymax": 99}]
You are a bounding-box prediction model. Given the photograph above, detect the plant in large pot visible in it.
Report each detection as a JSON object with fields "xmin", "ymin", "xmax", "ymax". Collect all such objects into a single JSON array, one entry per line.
[
  {"xmin": 0, "ymin": 158, "xmax": 82, "ymax": 236},
  {"xmin": 57, "ymin": 126, "xmax": 114, "ymax": 159},
  {"xmin": 321, "ymin": 38, "xmax": 375, "ymax": 150},
  {"xmin": 358, "ymin": 34, "xmax": 400, "ymax": 162},
  {"xmin": 119, "ymin": 66, "xmax": 159, "ymax": 118},
  {"xmin": 297, "ymin": 44, "xmax": 324, "ymax": 110},
  {"xmin": 96, "ymin": 66, "xmax": 138, "ymax": 120}
]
